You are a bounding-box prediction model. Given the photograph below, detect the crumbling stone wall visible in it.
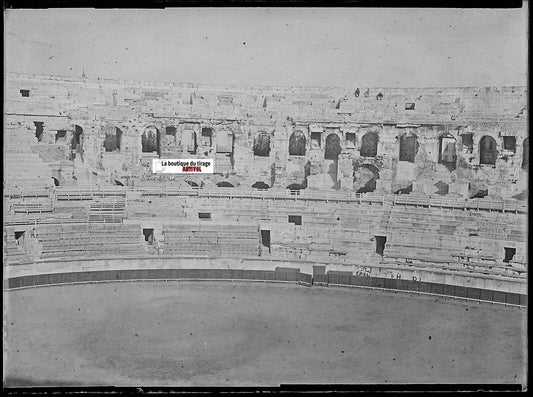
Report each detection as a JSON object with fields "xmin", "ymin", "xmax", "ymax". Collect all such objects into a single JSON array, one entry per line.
[{"xmin": 4, "ymin": 73, "xmax": 528, "ymax": 199}]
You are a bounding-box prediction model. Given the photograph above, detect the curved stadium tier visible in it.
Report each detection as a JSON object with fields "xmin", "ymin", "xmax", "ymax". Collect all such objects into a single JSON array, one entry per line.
[{"xmin": 3, "ymin": 73, "xmax": 528, "ymax": 386}]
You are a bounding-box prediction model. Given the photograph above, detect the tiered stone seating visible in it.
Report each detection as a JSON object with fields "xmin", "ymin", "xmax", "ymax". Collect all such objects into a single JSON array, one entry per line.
[
  {"xmin": 11, "ymin": 201, "xmax": 54, "ymax": 214},
  {"xmin": 55, "ymin": 186, "xmax": 127, "ymax": 201},
  {"xmin": 34, "ymin": 223, "xmax": 144, "ymax": 258},
  {"xmin": 384, "ymin": 206, "xmax": 527, "ymax": 279},
  {"xmin": 52, "ymin": 201, "xmax": 91, "ymax": 221},
  {"xmin": 269, "ymin": 201, "xmax": 388, "ymax": 261},
  {"xmin": 88, "ymin": 198, "xmax": 126, "ymax": 222},
  {"xmin": 126, "ymin": 196, "xmax": 188, "ymax": 218},
  {"xmin": 2, "ymin": 230, "xmax": 32, "ymax": 263},
  {"xmin": 163, "ymin": 223, "xmax": 260, "ymax": 257}
]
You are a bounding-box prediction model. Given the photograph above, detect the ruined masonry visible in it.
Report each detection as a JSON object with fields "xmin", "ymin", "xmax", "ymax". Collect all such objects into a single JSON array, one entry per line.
[{"xmin": 3, "ymin": 72, "xmax": 528, "ymax": 301}]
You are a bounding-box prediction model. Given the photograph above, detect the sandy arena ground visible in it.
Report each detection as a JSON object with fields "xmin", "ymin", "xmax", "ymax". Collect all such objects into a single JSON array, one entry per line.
[{"xmin": 3, "ymin": 281, "xmax": 527, "ymax": 387}]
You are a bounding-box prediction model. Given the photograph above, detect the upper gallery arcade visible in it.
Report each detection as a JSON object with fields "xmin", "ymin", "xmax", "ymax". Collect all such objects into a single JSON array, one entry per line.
[{"xmin": 4, "ymin": 72, "xmax": 528, "ymax": 199}]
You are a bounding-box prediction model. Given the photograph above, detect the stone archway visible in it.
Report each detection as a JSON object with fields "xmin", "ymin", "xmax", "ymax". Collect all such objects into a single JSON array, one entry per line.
[
  {"xmin": 399, "ymin": 134, "xmax": 419, "ymax": 163},
  {"xmin": 142, "ymin": 127, "xmax": 160, "ymax": 155},
  {"xmin": 217, "ymin": 181, "xmax": 234, "ymax": 188},
  {"xmin": 253, "ymin": 131, "xmax": 271, "ymax": 157},
  {"xmin": 289, "ymin": 131, "xmax": 306, "ymax": 156},
  {"xmin": 252, "ymin": 181, "xmax": 270, "ymax": 190},
  {"xmin": 360, "ymin": 132, "xmax": 379, "ymax": 157},
  {"xmin": 479, "ymin": 135, "xmax": 498, "ymax": 165},
  {"xmin": 104, "ymin": 127, "xmax": 122, "ymax": 152},
  {"xmin": 325, "ymin": 133, "xmax": 342, "ymax": 160},
  {"xmin": 438, "ymin": 133, "xmax": 457, "ymax": 171}
]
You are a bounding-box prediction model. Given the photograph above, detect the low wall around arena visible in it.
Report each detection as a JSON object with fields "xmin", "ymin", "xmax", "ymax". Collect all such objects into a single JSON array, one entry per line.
[{"xmin": 4, "ymin": 255, "xmax": 526, "ymax": 305}]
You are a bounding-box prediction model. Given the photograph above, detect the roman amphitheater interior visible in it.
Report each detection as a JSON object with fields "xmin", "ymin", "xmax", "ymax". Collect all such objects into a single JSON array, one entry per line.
[
  {"xmin": 3, "ymin": 72, "xmax": 527, "ymax": 300},
  {"xmin": 3, "ymin": 70, "xmax": 529, "ymax": 386}
]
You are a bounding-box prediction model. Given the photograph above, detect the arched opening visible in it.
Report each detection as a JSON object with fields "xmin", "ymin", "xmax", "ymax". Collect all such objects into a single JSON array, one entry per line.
[
  {"xmin": 216, "ymin": 181, "xmax": 234, "ymax": 188},
  {"xmin": 104, "ymin": 127, "xmax": 122, "ymax": 152},
  {"xmin": 286, "ymin": 183, "xmax": 305, "ymax": 190},
  {"xmin": 252, "ymin": 181, "xmax": 270, "ymax": 190},
  {"xmin": 216, "ymin": 130, "xmax": 233, "ymax": 154},
  {"xmin": 438, "ymin": 134, "xmax": 457, "ymax": 171},
  {"xmin": 355, "ymin": 164, "xmax": 380, "ymax": 193},
  {"xmin": 479, "ymin": 135, "xmax": 498, "ymax": 165},
  {"xmin": 52, "ymin": 177, "xmax": 59, "ymax": 186},
  {"xmin": 522, "ymin": 138, "xmax": 529, "ymax": 170},
  {"xmin": 325, "ymin": 133, "xmax": 342, "ymax": 160},
  {"xmin": 185, "ymin": 180, "xmax": 198, "ymax": 187},
  {"xmin": 253, "ymin": 131, "xmax": 271, "ymax": 157},
  {"xmin": 142, "ymin": 127, "xmax": 160, "ymax": 154},
  {"xmin": 114, "ymin": 180, "xmax": 124, "ymax": 186},
  {"xmin": 360, "ymin": 132, "xmax": 379, "ymax": 157},
  {"xmin": 289, "ymin": 131, "xmax": 306, "ymax": 156},
  {"xmin": 399, "ymin": 134, "xmax": 419, "ymax": 163}
]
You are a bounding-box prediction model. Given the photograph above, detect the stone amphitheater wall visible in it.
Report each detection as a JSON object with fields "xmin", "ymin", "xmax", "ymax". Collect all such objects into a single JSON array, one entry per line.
[
  {"xmin": 3, "ymin": 73, "xmax": 528, "ymax": 307},
  {"xmin": 4, "ymin": 73, "xmax": 528, "ymax": 199}
]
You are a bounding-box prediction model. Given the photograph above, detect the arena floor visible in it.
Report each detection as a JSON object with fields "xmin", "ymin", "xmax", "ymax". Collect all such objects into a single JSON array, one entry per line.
[{"xmin": 3, "ymin": 281, "xmax": 527, "ymax": 387}]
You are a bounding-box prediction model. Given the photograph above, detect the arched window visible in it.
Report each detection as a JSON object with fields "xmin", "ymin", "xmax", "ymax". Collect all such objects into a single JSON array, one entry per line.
[
  {"xmin": 325, "ymin": 133, "xmax": 342, "ymax": 160},
  {"xmin": 399, "ymin": 134, "xmax": 419, "ymax": 163},
  {"xmin": 438, "ymin": 134, "xmax": 457, "ymax": 171},
  {"xmin": 522, "ymin": 138, "xmax": 529, "ymax": 170},
  {"xmin": 360, "ymin": 132, "xmax": 379, "ymax": 157},
  {"xmin": 104, "ymin": 127, "xmax": 122, "ymax": 152},
  {"xmin": 355, "ymin": 164, "xmax": 380, "ymax": 193},
  {"xmin": 142, "ymin": 127, "xmax": 160, "ymax": 154},
  {"xmin": 217, "ymin": 181, "xmax": 234, "ymax": 188},
  {"xmin": 253, "ymin": 131, "xmax": 271, "ymax": 157},
  {"xmin": 289, "ymin": 131, "xmax": 306, "ymax": 156},
  {"xmin": 216, "ymin": 130, "xmax": 233, "ymax": 153},
  {"xmin": 479, "ymin": 135, "xmax": 498, "ymax": 165}
]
